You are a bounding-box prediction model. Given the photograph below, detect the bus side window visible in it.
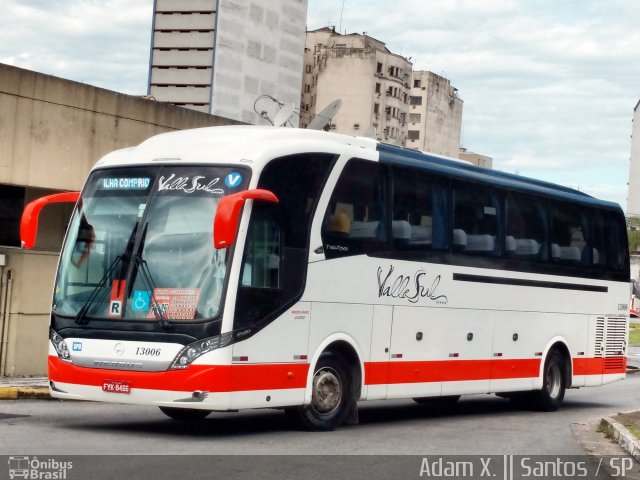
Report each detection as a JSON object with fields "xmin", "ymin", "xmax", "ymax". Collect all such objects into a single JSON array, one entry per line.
[
  {"xmin": 505, "ymin": 193, "xmax": 548, "ymax": 262},
  {"xmin": 322, "ymin": 159, "xmax": 388, "ymax": 259},
  {"xmin": 593, "ymin": 210, "xmax": 628, "ymax": 272},
  {"xmin": 234, "ymin": 154, "xmax": 335, "ymax": 329},
  {"xmin": 452, "ymin": 181, "xmax": 502, "ymax": 257},
  {"xmin": 550, "ymin": 203, "xmax": 589, "ymax": 266},
  {"xmin": 391, "ymin": 165, "xmax": 448, "ymax": 254},
  {"xmin": 241, "ymin": 214, "xmax": 281, "ymax": 288}
]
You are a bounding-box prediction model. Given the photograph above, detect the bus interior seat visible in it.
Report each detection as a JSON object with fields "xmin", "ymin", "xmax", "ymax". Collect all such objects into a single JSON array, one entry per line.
[
  {"xmin": 466, "ymin": 234, "xmax": 494, "ymax": 252},
  {"xmin": 551, "ymin": 244, "xmax": 581, "ymax": 262},
  {"xmin": 410, "ymin": 224, "xmax": 433, "ymax": 245},
  {"xmin": 348, "ymin": 220, "xmax": 412, "ymax": 240},
  {"xmin": 392, "ymin": 220, "xmax": 412, "ymax": 241},
  {"xmin": 453, "ymin": 229, "xmax": 467, "ymax": 251},
  {"xmin": 349, "ymin": 221, "xmax": 378, "ymax": 238}
]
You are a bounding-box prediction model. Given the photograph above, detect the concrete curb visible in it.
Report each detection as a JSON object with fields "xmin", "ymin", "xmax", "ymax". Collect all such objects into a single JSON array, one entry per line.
[
  {"xmin": 0, "ymin": 386, "xmax": 50, "ymax": 400},
  {"xmin": 600, "ymin": 415, "xmax": 640, "ymax": 463}
]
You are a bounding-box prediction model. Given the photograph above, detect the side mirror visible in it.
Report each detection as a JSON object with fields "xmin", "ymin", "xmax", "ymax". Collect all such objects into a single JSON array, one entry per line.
[
  {"xmin": 21, "ymin": 191, "xmax": 81, "ymax": 249},
  {"xmin": 214, "ymin": 189, "xmax": 279, "ymax": 249}
]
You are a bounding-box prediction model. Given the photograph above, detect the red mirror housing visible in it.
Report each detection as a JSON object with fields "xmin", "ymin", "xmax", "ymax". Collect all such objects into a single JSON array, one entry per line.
[
  {"xmin": 21, "ymin": 191, "xmax": 81, "ymax": 249},
  {"xmin": 214, "ymin": 189, "xmax": 279, "ymax": 249}
]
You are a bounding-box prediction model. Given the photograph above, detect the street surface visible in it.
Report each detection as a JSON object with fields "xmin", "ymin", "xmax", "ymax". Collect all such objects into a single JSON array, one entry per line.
[{"xmin": 1, "ymin": 373, "xmax": 639, "ymax": 456}]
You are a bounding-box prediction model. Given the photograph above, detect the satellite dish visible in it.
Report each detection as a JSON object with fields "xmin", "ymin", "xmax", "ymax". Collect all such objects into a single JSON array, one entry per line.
[
  {"xmin": 272, "ymin": 102, "xmax": 295, "ymax": 127},
  {"xmin": 307, "ymin": 99, "xmax": 343, "ymax": 130},
  {"xmin": 363, "ymin": 126, "xmax": 376, "ymax": 138}
]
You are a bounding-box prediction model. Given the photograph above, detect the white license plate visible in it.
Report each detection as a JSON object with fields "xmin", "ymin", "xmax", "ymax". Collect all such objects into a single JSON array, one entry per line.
[{"xmin": 102, "ymin": 380, "xmax": 131, "ymax": 394}]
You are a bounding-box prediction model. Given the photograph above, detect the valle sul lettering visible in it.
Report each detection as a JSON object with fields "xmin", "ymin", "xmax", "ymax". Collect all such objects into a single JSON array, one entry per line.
[
  {"xmin": 377, "ymin": 265, "xmax": 448, "ymax": 304},
  {"xmin": 158, "ymin": 174, "xmax": 223, "ymax": 194}
]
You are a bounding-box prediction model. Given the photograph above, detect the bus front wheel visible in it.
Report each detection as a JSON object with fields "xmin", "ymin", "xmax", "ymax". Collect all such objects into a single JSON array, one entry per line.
[
  {"xmin": 159, "ymin": 406, "xmax": 211, "ymax": 421},
  {"xmin": 294, "ymin": 352, "xmax": 353, "ymax": 431}
]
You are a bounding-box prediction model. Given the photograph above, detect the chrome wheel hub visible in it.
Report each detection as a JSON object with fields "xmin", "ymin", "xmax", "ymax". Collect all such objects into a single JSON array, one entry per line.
[
  {"xmin": 311, "ymin": 368, "xmax": 342, "ymax": 414},
  {"xmin": 546, "ymin": 363, "xmax": 561, "ymax": 399}
]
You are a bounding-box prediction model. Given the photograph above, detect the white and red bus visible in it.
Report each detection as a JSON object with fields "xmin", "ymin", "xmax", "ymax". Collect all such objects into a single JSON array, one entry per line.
[{"xmin": 22, "ymin": 126, "xmax": 629, "ymax": 430}]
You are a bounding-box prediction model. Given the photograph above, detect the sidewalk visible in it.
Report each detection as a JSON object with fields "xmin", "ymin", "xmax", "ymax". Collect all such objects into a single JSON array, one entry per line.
[
  {"xmin": 601, "ymin": 412, "xmax": 640, "ymax": 463},
  {"xmin": 0, "ymin": 376, "xmax": 50, "ymax": 399}
]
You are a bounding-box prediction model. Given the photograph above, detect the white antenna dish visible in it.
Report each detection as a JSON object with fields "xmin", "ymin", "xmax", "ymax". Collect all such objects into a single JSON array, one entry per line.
[
  {"xmin": 272, "ymin": 102, "xmax": 295, "ymax": 127},
  {"xmin": 363, "ymin": 126, "xmax": 376, "ymax": 138},
  {"xmin": 307, "ymin": 99, "xmax": 343, "ymax": 130}
]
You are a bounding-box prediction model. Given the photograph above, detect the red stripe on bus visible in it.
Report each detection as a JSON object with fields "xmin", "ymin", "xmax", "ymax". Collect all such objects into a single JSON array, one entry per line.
[
  {"xmin": 50, "ymin": 355, "xmax": 626, "ymax": 392},
  {"xmin": 573, "ymin": 357, "xmax": 626, "ymax": 375},
  {"xmin": 48, "ymin": 356, "xmax": 309, "ymax": 392},
  {"xmin": 365, "ymin": 358, "xmax": 540, "ymax": 385}
]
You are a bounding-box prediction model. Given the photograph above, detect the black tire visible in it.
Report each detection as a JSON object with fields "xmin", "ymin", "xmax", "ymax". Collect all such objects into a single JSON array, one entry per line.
[
  {"xmin": 159, "ymin": 406, "xmax": 211, "ymax": 421},
  {"xmin": 413, "ymin": 395, "xmax": 460, "ymax": 408},
  {"xmin": 294, "ymin": 352, "xmax": 353, "ymax": 431},
  {"xmin": 532, "ymin": 350, "xmax": 567, "ymax": 411}
]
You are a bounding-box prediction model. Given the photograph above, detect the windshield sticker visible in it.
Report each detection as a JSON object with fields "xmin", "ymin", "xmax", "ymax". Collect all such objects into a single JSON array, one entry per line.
[
  {"xmin": 101, "ymin": 178, "xmax": 151, "ymax": 190},
  {"xmin": 225, "ymin": 172, "xmax": 243, "ymax": 189},
  {"xmin": 108, "ymin": 279, "xmax": 126, "ymax": 317},
  {"xmin": 131, "ymin": 290, "xmax": 151, "ymax": 312},
  {"xmin": 158, "ymin": 174, "xmax": 224, "ymax": 195},
  {"xmin": 147, "ymin": 288, "xmax": 201, "ymax": 320}
]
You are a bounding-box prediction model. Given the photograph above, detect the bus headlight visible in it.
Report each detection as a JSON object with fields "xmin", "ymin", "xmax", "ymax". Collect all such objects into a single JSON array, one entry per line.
[
  {"xmin": 170, "ymin": 332, "xmax": 233, "ymax": 370},
  {"xmin": 51, "ymin": 329, "xmax": 73, "ymax": 364}
]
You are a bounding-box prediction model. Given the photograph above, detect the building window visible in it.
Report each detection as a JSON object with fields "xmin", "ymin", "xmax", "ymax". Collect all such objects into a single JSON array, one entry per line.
[
  {"xmin": 0, "ymin": 185, "xmax": 24, "ymax": 247},
  {"xmin": 0, "ymin": 185, "xmax": 73, "ymax": 250},
  {"xmin": 407, "ymin": 130, "xmax": 420, "ymax": 140},
  {"xmin": 413, "ymin": 79, "xmax": 421, "ymax": 88},
  {"xmin": 409, "ymin": 113, "xmax": 421, "ymax": 123},
  {"xmin": 410, "ymin": 96, "xmax": 423, "ymax": 106},
  {"xmin": 375, "ymin": 83, "xmax": 381, "ymax": 94},
  {"xmin": 373, "ymin": 103, "xmax": 380, "ymax": 114},
  {"xmin": 305, "ymin": 65, "xmax": 312, "ymax": 73},
  {"xmin": 376, "ymin": 62, "xmax": 382, "ymax": 74},
  {"xmin": 304, "ymin": 84, "xmax": 311, "ymax": 93}
]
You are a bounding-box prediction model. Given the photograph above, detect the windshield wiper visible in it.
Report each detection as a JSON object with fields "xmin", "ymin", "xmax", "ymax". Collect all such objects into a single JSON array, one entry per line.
[
  {"xmin": 74, "ymin": 222, "xmax": 140, "ymax": 325},
  {"xmin": 131, "ymin": 223, "xmax": 171, "ymax": 329}
]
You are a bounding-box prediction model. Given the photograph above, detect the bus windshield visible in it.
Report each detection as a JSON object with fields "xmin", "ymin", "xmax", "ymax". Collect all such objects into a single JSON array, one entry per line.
[{"xmin": 54, "ymin": 165, "xmax": 249, "ymax": 323}]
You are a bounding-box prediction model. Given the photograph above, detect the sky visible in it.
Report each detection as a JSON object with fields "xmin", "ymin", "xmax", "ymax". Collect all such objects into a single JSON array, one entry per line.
[{"xmin": 1, "ymin": 0, "xmax": 638, "ymax": 208}]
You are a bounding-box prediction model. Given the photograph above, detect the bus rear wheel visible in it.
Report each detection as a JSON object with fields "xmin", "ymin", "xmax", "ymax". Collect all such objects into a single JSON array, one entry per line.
[
  {"xmin": 294, "ymin": 352, "xmax": 353, "ymax": 431},
  {"xmin": 510, "ymin": 350, "xmax": 567, "ymax": 411},
  {"xmin": 533, "ymin": 350, "xmax": 566, "ymax": 411},
  {"xmin": 159, "ymin": 406, "xmax": 211, "ymax": 421}
]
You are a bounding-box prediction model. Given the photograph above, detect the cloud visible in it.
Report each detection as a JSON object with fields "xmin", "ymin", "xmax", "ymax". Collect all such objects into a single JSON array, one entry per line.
[
  {"xmin": 1, "ymin": 0, "xmax": 637, "ymax": 209},
  {"xmin": 309, "ymin": 0, "xmax": 640, "ymax": 208},
  {"xmin": 0, "ymin": 0, "xmax": 152, "ymax": 95}
]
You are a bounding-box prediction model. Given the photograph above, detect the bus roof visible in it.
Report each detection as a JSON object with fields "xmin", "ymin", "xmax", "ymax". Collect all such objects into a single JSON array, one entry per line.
[
  {"xmin": 377, "ymin": 143, "xmax": 621, "ymax": 211},
  {"xmin": 94, "ymin": 125, "xmax": 621, "ymax": 211},
  {"xmin": 95, "ymin": 125, "xmax": 377, "ymax": 169}
]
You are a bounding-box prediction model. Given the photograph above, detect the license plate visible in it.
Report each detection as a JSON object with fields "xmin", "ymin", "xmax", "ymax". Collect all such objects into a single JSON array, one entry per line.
[{"xmin": 102, "ymin": 380, "xmax": 131, "ymax": 394}]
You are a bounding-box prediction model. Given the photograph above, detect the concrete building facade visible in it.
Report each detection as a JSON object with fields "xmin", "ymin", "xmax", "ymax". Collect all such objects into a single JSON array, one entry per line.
[
  {"xmin": 406, "ymin": 71, "xmax": 463, "ymax": 158},
  {"xmin": 148, "ymin": 0, "xmax": 308, "ymax": 125},
  {"xmin": 628, "ymin": 100, "xmax": 640, "ymax": 217},
  {"xmin": 0, "ymin": 64, "xmax": 239, "ymax": 376},
  {"xmin": 459, "ymin": 147, "xmax": 493, "ymax": 169},
  {"xmin": 300, "ymin": 28, "xmax": 412, "ymax": 145}
]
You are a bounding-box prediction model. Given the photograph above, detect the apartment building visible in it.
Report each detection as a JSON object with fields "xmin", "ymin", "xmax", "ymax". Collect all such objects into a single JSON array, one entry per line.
[
  {"xmin": 300, "ymin": 27, "xmax": 412, "ymax": 145},
  {"xmin": 148, "ymin": 0, "xmax": 307, "ymax": 125},
  {"xmin": 406, "ymin": 71, "xmax": 463, "ymax": 158}
]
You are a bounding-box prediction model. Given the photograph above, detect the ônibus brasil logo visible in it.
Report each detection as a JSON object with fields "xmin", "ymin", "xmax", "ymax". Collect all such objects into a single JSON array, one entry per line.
[{"xmin": 8, "ymin": 456, "xmax": 72, "ymax": 479}]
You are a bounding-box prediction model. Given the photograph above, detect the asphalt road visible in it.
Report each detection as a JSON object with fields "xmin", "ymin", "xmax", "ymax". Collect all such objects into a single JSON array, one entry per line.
[{"xmin": 1, "ymin": 374, "xmax": 639, "ymax": 457}]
